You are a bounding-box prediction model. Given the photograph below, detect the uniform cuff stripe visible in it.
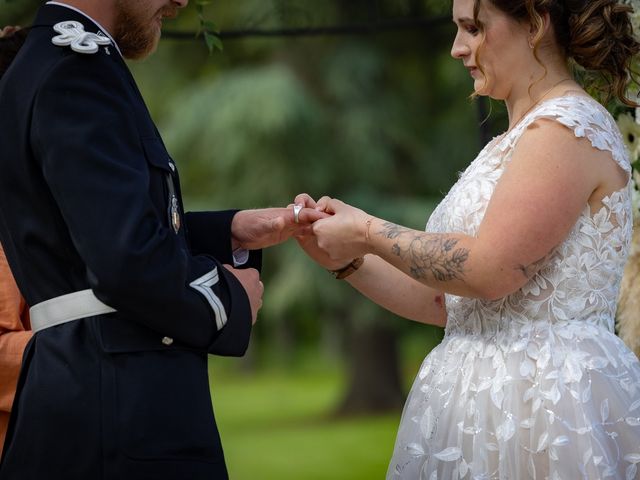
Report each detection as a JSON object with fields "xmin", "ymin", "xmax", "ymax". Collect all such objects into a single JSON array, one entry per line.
[{"xmin": 189, "ymin": 267, "xmax": 227, "ymax": 330}]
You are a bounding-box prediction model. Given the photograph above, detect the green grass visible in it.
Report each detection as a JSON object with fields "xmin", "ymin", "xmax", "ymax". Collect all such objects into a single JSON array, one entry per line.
[{"xmin": 208, "ymin": 362, "xmax": 401, "ymax": 480}]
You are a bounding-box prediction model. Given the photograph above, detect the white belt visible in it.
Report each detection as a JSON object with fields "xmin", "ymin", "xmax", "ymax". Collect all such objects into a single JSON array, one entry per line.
[{"xmin": 30, "ymin": 289, "xmax": 116, "ymax": 333}]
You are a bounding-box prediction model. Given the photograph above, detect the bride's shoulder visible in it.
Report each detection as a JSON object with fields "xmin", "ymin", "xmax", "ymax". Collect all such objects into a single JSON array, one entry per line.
[
  {"xmin": 530, "ymin": 93, "xmax": 616, "ymax": 133},
  {"xmin": 518, "ymin": 93, "xmax": 628, "ymax": 167}
]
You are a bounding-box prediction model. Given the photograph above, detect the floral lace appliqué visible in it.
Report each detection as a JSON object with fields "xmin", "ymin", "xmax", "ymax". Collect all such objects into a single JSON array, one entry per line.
[{"xmin": 388, "ymin": 95, "xmax": 640, "ymax": 480}]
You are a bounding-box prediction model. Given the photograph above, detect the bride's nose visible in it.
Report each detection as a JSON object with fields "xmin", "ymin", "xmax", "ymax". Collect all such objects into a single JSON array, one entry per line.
[{"xmin": 451, "ymin": 33, "xmax": 471, "ymax": 59}]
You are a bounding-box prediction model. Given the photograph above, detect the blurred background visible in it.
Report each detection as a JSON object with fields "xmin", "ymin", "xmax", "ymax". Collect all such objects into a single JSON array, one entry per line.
[{"xmin": 1, "ymin": 1, "xmax": 508, "ymax": 478}]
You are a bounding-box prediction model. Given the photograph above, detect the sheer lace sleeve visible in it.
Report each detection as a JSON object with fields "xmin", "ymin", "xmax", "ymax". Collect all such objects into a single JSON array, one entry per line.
[{"xmin": 505, "ymin": 95, "xmax": 631, "ymax": 175}]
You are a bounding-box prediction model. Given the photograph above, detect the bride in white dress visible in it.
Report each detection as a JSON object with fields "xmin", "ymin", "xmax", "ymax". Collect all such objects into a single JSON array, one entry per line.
[{"xmin": 294, "ymin": 0, "xmax": 640, "ymax": 478}]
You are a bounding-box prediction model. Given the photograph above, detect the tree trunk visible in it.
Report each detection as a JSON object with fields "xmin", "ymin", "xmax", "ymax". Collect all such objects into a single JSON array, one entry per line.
[{"xmin": 335, "ymin": 320, "xmax": 405, "ymax": 416}]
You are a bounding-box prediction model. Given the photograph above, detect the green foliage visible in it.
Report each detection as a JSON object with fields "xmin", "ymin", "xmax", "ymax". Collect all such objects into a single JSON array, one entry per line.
[
  {"xmin": 0, "ymin": 0, "xmax": 40, "ymax": 25},
  {"xmin": 147, "ymin": 4, "xmax": 485, "ymax": 359},
  {"xmin": 195, "ymin": 0, "xmax": 223, "ymax": 53},
  {"xmin": 5, "ymin": 0, "xmax": 489, "ymax": 379},
  {"xmin": 210, "ymin": 358, "xmax": 400, "ymax": 479}
]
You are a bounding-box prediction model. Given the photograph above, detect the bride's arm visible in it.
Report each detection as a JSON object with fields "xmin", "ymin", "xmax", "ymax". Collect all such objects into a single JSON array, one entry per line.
[
  {"xmin": 312, "ymin": 120, "xmax": 618, "ymax": 300},
  {"xmin": 293, "ymin": 194, "xmax": 446, "ymax": 327},
  {"xmin": 344, "ymin": 254, "xmax": 447, "ymax": 327}
]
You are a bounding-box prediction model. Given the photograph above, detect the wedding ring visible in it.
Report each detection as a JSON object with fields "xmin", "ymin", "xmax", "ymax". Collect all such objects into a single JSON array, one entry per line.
[{"xmin": 293, "ymin": 204, "xmax": 303, "ymax": 224}]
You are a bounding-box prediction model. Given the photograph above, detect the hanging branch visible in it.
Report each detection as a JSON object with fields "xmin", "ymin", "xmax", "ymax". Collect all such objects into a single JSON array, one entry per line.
[
  {"xmin": 195, "ymin": 0, "xmax": 223, "ymax": 53},
  {"xmin": 164, "ymin": 15, "xmax": 449, "ymax": 41}
]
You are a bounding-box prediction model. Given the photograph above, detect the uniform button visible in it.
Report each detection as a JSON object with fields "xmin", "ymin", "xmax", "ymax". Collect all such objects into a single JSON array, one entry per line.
[{"xmin": 162, "ymin": 336, "xmax": 174, "ymax": 346}]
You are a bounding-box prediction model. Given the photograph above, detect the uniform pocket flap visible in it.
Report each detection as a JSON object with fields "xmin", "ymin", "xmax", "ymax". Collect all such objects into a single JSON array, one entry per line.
[{"xmin": 141, "ymin": 137, "xmax": 172, "ymax": 172}]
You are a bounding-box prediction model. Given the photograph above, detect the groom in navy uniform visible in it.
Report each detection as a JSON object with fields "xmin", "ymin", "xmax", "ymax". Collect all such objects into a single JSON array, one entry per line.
[{"xmin": 0, "ymin": 1, "xmax": 320, "ymax": 478}]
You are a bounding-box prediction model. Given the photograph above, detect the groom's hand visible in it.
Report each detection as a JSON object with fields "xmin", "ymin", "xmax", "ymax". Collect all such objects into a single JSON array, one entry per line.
[
  {"xmin": 231, "ymin": 206, "xmax": 327, "ymax": 250},
  {"xmin": 224, "ymin": 265, "xmax": 263, "ymax": 325}
]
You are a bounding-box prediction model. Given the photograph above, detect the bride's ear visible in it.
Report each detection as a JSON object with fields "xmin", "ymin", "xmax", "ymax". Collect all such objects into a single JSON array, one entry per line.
[{"xmin": 527, "ymin": 11, "xmax": 551, "ymax": 49}]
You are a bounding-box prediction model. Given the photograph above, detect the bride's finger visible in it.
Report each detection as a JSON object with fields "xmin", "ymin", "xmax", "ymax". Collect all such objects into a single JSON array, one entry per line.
[
  {"xmin": 315, "ymin": 196, "xmax": 333, "ymax": 212},
  {"xmin": 294, "ymin": 193, "xmax": 316, "ymax": 208},
  {"xmin": 322, "ymin": 197, "xmax": 346, "ymax": 214},
  {"xmin": 298, "ymin": 208, "xmax": 330, "ymax": 224},
  {"xmin": 294, "ymin": 225, "xmax": 315, "ymax": 239}
]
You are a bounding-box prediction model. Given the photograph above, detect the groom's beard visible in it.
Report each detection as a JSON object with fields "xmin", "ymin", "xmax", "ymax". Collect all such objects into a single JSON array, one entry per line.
[{"xmin": 113, "ymin": 0, "xmax": 177, "ymax": 60}]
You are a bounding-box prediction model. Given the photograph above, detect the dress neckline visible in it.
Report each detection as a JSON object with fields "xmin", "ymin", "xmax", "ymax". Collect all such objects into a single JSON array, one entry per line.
[{"xmin": 491, "ymin": 92, "xmax": 599, "ymax": 147}]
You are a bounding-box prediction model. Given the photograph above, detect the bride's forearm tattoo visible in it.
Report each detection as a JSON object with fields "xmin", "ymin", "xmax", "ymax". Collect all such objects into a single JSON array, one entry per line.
[{"xmin": 378, "ymin": 222, "xmax": 469, "ymax": 282}]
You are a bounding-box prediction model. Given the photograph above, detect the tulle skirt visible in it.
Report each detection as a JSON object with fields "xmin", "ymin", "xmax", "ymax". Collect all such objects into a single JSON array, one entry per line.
[{"xmin": 387, "ymin": 320, "xmax": 640, "ymax": 480}]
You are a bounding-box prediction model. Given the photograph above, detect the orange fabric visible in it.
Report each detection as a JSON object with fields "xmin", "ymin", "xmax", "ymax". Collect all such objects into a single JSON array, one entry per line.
[{"xmin": 0, "ymin": 244, "xmax": 30, "ymax": 455}]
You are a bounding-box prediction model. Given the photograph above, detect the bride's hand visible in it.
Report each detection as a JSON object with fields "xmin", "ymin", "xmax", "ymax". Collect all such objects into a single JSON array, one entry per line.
[
  {"xmin": 311, "ymin": 197, "xmax": 372, "ymax": 263},
  {"xmin": 294, "ymin": 231, "xmax": 352, "ymax": 271},
  {"xmin": 291, "ymin": 193, "xmax": 350, "ymax": 270}
]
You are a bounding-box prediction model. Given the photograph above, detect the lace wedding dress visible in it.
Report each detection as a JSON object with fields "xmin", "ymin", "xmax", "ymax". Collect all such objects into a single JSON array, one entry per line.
[{"xmin": 387, "ymin": 94, "xmax": 640, "ymax": 480}]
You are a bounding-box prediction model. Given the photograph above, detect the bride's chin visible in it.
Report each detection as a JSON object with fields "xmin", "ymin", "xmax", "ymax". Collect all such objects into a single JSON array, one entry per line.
[{"xmin": 473, "ymin": 80, "xmax": 496, "ymax": 99}]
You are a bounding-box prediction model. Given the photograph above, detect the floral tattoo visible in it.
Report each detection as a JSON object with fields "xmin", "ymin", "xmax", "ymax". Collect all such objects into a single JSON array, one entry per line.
[{"xmin": 378, "ymin": 222, "xmax": 469, "ymax": 282}]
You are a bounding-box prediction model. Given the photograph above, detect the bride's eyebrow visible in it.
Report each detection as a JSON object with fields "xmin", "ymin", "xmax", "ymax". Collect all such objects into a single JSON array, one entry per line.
[{"xmin": 453, "ymin": 16, "xmax": 476, "ymax": 25}]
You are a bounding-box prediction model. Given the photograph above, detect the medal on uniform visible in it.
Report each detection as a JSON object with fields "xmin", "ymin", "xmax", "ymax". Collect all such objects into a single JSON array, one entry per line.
[
  {"xmin": 170, "ymin": 195, "xmax": 181, "ymax": 234},
  {"xmin": 165, "ymin": 172, "xmax": 181, "ymax": 234}
]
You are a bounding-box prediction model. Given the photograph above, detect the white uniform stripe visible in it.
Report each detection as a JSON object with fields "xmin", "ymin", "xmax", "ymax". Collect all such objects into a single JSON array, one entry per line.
[
  {"xmin": 189, "ymin": 267, "xmax": 227, "ymax": 330},
  {"xmin": 30, "ymin": 289, "xmax": 116, "ymax": 332}
]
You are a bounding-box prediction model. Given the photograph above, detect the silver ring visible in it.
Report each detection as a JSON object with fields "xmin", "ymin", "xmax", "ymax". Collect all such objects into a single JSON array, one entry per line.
[{"xmin": 293, "ymin": 204, "xmax": 303, "ymax": 224}]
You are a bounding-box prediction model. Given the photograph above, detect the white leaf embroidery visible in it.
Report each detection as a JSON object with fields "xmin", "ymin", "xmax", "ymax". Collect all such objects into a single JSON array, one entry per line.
[
  {"xmin": 624, "ymin": 453, "xmax": 640, "ymax": 464},
  {"xmin": 420, "ymin": 407, "xmax": 435, "ymax": 439},
  {"xmin": 551, "ymin": 436, "xmax": 569, "ymax": 447},
  {"xmin": 601, "ymin": 399, "xmax": 610, "ymax": 423},
  {"xmin": 536, "ymin": 432, "xmax": 549, "ymax": 452},
  {"xmin": 434, "ymin": 447, "xmax": 462, "ymax": 462},
  {"xmin": 406, "ymin": 443, "xmax": 425, "ymax": 456},
  {"xmin": 459, "ymin": 458, "xmax": 469, "ymax": 478},
  {"xmin": 629, "ymin": 399, "xmax": 640, "ymax": 412},
  {"xmin": 523, "ymin": 387, "xmax": 535, "ymax": 402},
  {"xmin": 520, "ymin": 418, "xmax": 534, "ymax": 429},
  {"xmin": 496, "ymin": 418, "xmax": 515, "ymax": 442}
]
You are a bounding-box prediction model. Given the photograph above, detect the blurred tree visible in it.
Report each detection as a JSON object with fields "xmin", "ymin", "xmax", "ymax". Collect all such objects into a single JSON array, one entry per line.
[
  {"xmin": 1, "ymin": 0, "xmax": 507, "ymax": 415},
  {"xmin": 158, "ymin": 12, "xmax": 484, "ymax": 412}
]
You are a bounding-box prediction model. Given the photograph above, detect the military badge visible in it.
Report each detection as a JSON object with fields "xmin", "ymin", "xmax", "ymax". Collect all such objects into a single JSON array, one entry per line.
[
  {"xmin": 52, "ymin": 21, "xmax": 111, "ymax": 54},
  {"xmin": 170, "ymin": 195, "xmax": 181, "ymax": 234}
]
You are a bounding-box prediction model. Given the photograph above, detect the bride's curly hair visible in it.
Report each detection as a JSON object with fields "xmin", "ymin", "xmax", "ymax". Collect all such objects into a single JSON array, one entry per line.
[{"xmin": 473, "ymin": 0, "xmax": 640, "ymax": 106}]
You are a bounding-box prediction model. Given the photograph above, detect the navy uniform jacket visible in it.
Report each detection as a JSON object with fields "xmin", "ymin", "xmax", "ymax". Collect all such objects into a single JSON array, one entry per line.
[{"xmin": 0, "ymin": 4, "xmax": 260, "ymax": 479}]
